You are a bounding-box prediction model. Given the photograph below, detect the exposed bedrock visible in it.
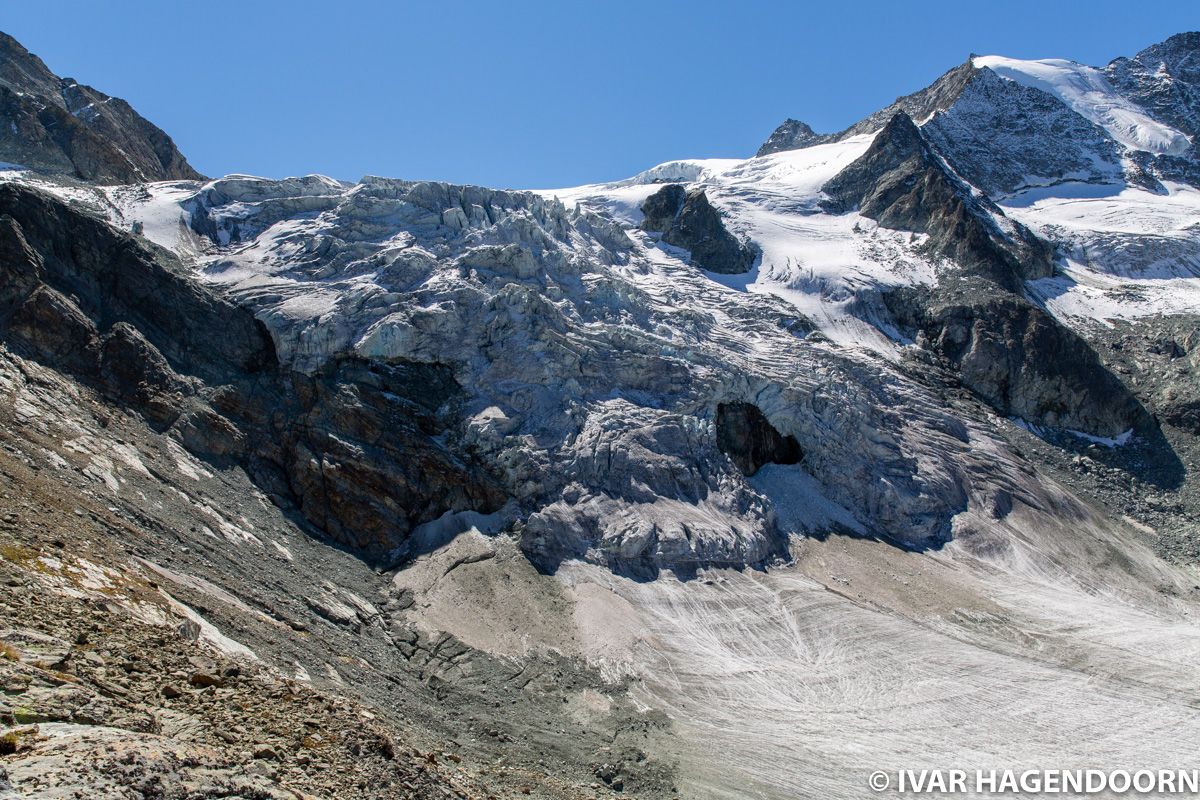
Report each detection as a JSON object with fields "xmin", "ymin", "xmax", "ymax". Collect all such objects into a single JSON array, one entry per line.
[
  {"xmin": 0, "ymin": 33, "xmax": 202, "ymax": 183},
  {"xmin": 0, "ymin": 183, "xmax": 271, "ymax": 380},
  {"xmin": 885, "ymin": 282, "xmax": 1152, "ymax": 437},
  {"xmin": 639, "ymin": 184, "xmax": 757, "ymax": 274},
  {"xmin": 821, "ymin": 112, "xmax": 1054, "ymax": 288},
  {"xmin": 0, "ymin": 182, "xmax": 501, "ymax": 566},
  {"xmin": 755, "ymin": 118, "xmax": 828, "ymax": 157},
  {"xmin": 238, "ymin": 356, "xmax": 506, "ymax": 561},
  {"xmin": 755, "ymin": 60, "xmax": 978, "ymax": 158}
]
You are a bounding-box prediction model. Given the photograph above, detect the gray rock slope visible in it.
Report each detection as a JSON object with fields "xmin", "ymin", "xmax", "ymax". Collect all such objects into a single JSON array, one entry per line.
[{"xmin": 0, "ymin": 31, "xmax": 201, "ymax": 183}]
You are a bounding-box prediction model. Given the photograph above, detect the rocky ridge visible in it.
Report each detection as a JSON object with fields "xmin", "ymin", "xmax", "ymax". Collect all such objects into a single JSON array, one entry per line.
[{"xmin": 0, "ymin": 32, "xmax": 200, "ymax": 184}]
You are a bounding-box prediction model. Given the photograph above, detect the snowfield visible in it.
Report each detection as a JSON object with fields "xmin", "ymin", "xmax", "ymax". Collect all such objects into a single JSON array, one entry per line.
[
  {"xmin": 1004, "ymin": 181, "xmax": 1200, "ymax": 322},
  {"xmin": 540, "ymin": 134, "xmax": 934, "ymax": 355}
]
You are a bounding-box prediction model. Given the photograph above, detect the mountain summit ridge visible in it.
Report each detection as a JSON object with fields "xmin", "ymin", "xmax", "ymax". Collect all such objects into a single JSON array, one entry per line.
[
  {"xmin": 0, "ymin": 30, "xmax": 201, "ymax": 183},
  {"xmin": 757, "ymin": 32, "xmax": 1200, "ymax": 194}
]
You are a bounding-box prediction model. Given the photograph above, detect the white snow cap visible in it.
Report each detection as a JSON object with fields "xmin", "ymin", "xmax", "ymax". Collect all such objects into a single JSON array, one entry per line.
[{"xmin": 973, "ymin": 55, "xmax": 1192, "ymax": 155}]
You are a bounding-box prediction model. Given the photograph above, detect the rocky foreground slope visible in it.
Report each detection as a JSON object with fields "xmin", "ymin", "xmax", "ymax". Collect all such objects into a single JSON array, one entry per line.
[{"xmin": 2, "ymin": 28, "xmax": 1200, "ymax": 800}]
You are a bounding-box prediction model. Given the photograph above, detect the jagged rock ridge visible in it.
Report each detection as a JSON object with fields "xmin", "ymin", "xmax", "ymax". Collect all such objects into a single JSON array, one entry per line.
[
  {"xmin": 0, "ymin": 32, "xmax": 201, "ymax": 183},
  {"xmin": 820, "ymin": 112, "xmax": 1054, "ymax": 287},
  {"xmin": 756, "ymin": 118, "xmax": 827, "ymax": 157}
]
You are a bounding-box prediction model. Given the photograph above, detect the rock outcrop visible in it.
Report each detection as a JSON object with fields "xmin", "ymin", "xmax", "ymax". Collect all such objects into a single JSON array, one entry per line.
[
  {"xmin": 640, "ymin": 184, "xmax": 757, "ymax": 274},
  {"xmin": 886, "ymin": 285, "xmax": 1151, "ymax": 436},
  {"xmin": 821, "ymin": 112, "xmax": 1054, "ymax": 287},
  {"xmin": 0, "ymin": 182, "xmax": 501, "ymax": 566},
  {"xmin": 756, "ymin": 119, "xmax": 826, "ymax": 157},
  {"xmin": 0, "ymin": 31, "xmax": 201, "ymax": 183}
]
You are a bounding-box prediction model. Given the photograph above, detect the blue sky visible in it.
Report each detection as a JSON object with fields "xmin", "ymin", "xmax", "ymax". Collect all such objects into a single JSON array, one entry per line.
[{"xmin": 3, "ymin": 1, "xmax": 1197, "ymax": 187}]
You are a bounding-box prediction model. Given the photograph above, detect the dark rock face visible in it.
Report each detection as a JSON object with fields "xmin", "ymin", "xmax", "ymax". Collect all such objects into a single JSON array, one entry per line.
[
  {"xmin": 819, "ymin": 115, "xmax": 1147, "ymax": 437},
  {"xmin": 715, "ymin": 402, "xmax": 802, "ymax": 476},
  {"xmin": 1105, "ymin": 32, "xmax": 1200, "ymax": 186},
  {"xmin": 756, "ymin": 119, "xmax": 827, "ymax": 157},
  {"xmin": 921, "ymin": 68, "xmax": 1124, "ymax": 196},
  {"xmin": 0, "ymin": 182, "xmax": 502, "ymax": 565},
  {"xmin": 638, "ymin": 183, "xmax": 686, "ymax": 234},
  {"xmin": 0, "ymin": 31, "xmax": 201, "ymax": 183},
  {"xmin": 822, "ymin": 112, "xmax": 1054, "ymax": 288},
  {"xmin": 755, "ymin": 61, "xmax": 976, "ymax": 157},
  {"xmin": 264, "ymin": 358, "xmax": 505, "ymax": 560},
  {"xmin": 0, "ymin": 184, "xmax": 268, "ymax": 380},
  {"xmin": 886, "ymin": 284, "xmax": 1151, "ymax": 437},
  {"xmin": 640, "ymin": 185, "xmax": 757, "ymax": 274}
]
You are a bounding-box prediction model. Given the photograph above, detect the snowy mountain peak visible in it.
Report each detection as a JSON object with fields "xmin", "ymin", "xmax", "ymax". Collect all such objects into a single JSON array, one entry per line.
[
  {"xmin": 756, "ymin": 118, "xmax": 826, "ymax": 157},
  {"xmin": 758, "ymin": 33, "xmax": 1200, "ymax": 194}
]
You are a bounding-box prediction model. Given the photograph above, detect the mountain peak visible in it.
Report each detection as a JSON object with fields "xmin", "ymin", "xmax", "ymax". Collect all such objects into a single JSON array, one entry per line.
[
  {"xmin": 755, "ymin": 118, "xmax": 826, "ymax": 157},
  {"xmin": 758, "ymin": 33, "xmax": 1200, "ymax": 193}
]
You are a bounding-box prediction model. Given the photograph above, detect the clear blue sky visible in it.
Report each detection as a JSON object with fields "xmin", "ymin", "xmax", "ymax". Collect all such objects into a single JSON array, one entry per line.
[{"xmin": 3, "ymin": 0, "xmax": 1197, "ymax": 187}]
